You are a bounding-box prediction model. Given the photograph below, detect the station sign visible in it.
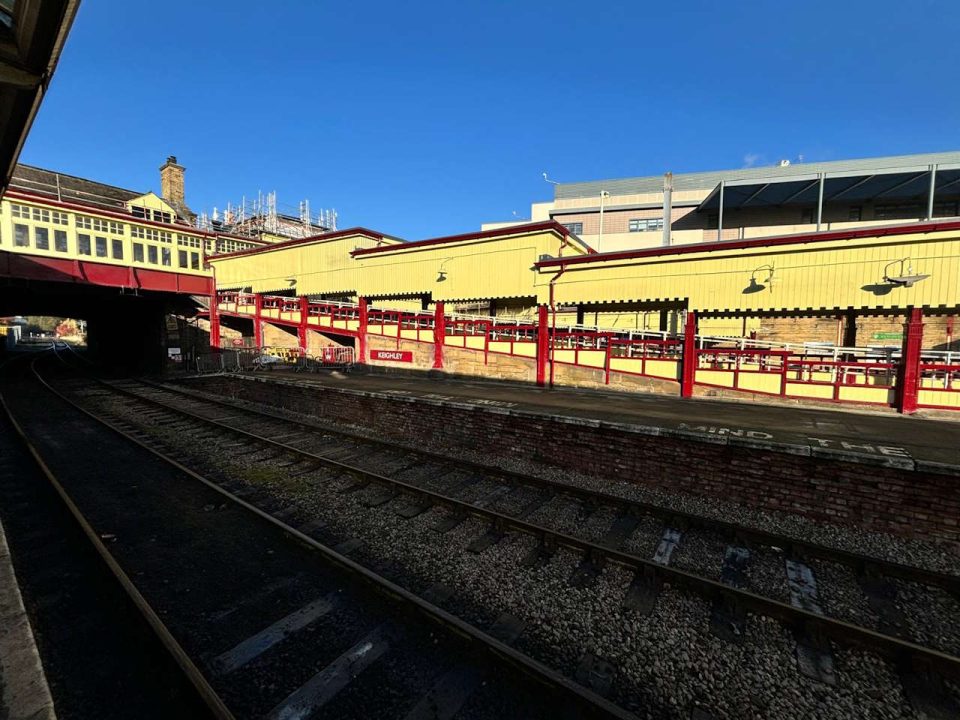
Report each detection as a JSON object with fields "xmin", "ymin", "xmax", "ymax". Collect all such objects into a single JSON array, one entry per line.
[{"xmin": 371, "ymin": 349, "xmax": 413, "ymax": 363}]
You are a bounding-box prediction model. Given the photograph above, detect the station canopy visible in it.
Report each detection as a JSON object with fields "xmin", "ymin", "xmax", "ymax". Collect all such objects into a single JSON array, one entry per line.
[{"xmin": 697, "ymin": 163, "xmax": 960, "ymax": 211}]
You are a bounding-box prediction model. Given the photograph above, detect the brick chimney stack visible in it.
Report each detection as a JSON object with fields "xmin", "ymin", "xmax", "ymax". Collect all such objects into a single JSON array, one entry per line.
[{"xmin": 159, "ymin": 155, "xmax": 185, "ymax": 207}]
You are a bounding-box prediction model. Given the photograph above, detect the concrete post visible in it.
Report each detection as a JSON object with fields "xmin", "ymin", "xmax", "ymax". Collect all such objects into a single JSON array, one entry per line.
[
  {"xmin": 254, "ymin": 294, "xmax": 263, "ymax": 349},
  {"xmin": 433, "ymin": 301, "xmax": 445, "ymax": 369},
  {"xmin": 536, "ymin": 304, "xmax": 549, "ymax": 387},
  {"xmin": 680, "ymin": 310, "xmax": 698, "ymax": 398},
  {"xmin": 358, "ymin": 297, "xmax": 369, "ymax": 363},
  {"xmin": 896, "ymin": 307, "xmax": 924, "ymax": 414}
]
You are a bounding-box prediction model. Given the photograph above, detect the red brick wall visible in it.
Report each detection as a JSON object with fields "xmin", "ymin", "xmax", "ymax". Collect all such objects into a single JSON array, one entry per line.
[{"xmin": 188, "ymin": 375, "xmax": 960, "ymax": 548}]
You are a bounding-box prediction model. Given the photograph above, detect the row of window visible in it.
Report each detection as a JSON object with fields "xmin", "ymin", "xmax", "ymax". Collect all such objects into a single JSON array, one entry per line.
[
  {"xmin": 216, "ymin": 239, "xmax": 255, "ymax": 253},
  {"xmin": 11, "ymin": 204, "xmax": 69, "ymax": 225},
  {"xmin": 562, "ymin": 218, "xmax": 665, "ymax": 235},
  {"xmin": 8, "ymin": 203, "xmax": 210, "ymax": 244},
  {"xmin": 11, "ymin": 223, "xmax": 201, "ymax": 269},
  {"xmin": 131, "ymin": 206, "xmax": 173, "ymax": 224}
]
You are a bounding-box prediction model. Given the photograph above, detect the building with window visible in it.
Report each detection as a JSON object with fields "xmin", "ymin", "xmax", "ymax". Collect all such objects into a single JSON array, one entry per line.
[
  {"xmin": 3, "ymin": 159, "xmax": 270, "ymax": 275},
  {"xmin": 485, "ymin": 151, "xmax": 960, "ymax": 254}
]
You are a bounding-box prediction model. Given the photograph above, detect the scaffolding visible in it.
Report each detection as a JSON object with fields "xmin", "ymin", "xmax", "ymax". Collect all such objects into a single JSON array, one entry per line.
[{"xmin": 198, "ymin": 191, "xmax": 337, "ymax": 241}]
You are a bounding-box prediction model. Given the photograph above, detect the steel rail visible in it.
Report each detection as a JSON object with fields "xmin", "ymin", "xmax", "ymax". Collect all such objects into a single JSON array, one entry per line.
[
  {"xmin": 0, "ymin": 355, "xmax": 236, "ymax": 720},
  {"xmin": 79, "ymin": 374, "xmax": 960, "ymax": 682},
  {"xmin": 135, "ymin": 375, "xmax": 959, "ymax": 595},
  {"xmin": 35, "ymin": 358, "xmax": 638, "ymax": 720}
]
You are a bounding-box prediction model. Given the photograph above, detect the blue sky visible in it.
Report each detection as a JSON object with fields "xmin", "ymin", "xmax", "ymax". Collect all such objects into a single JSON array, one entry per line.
[{"xmin": 21, "ymin": 1, "xmax": 960, "ymax": 240}]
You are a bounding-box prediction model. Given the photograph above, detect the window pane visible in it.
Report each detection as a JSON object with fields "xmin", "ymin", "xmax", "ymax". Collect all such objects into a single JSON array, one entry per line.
[
  {"xmin": 35, "ymin": 227, "xmax": 49, "ymax": 250},
  {"xmin": 14, "ymin": 224, "xmax": 29, "ymax": 247},
  {"xmin": 78, "ymin": 234, "xmax": 91, "ymax": 255},
  {"xmin": 148, "ymin": 246, "xmax": 158, "ymax": 264},
  {"xmin": 112, "ymin": 239, "xmax": 123, "ymax": 259},
  {"xmin": 191, "ymin": 252, "xmax": 199, "ymax": 270},
  {"xmin": 54, "ymin": 230, "xmax": 68, "ymax": 252},
  {"xmin": 161, "ymin": 248, "xmax": 171, "ymax": 266},
  {"xmin": 95, "ymin": 236, "xmax": 107, "ymax": 257},
  {"xmin": 178, "ymin": 250, "xmax": 188, "ymax": 267},
  {"xmin": 133, "ymin": 243, "xmax": 144, "ymax": 262}
]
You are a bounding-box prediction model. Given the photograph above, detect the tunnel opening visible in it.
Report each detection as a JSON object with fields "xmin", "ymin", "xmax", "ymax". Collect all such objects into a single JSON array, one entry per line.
[{"xmin": 0, "ymin": 278, "xmax": 204, "ymax": 373}]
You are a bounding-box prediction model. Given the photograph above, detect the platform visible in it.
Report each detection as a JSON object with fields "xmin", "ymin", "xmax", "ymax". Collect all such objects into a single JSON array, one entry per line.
[
  {"xmin": 234, "ymin": 369, "xmax": 960, "ymax": 472},
  {"xmin": 0, "ymin": 515, "xmax": 55, "ymax": 720}
]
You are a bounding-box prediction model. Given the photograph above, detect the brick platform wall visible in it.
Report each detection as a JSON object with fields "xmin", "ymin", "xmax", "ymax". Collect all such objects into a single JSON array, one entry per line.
[{"xmin": 188, "ymin": 375, "xmax": 959, "ymax": 548}]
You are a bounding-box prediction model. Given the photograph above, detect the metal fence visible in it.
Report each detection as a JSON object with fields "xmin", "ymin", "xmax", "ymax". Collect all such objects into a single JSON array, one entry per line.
[{"xmin": 194, "ymin": 346, "xmax": 354, "ymax": 375}]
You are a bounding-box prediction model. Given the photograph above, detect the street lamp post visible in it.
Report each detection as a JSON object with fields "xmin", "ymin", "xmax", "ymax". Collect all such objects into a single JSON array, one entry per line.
[{"xmin": 598, "ymin": 190, "xmax": 610, "ymax": 252}]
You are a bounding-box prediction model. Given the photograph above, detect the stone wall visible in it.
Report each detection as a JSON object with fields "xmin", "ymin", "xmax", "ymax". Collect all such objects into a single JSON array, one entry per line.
[
  {"xmin": 365, "ymin": 334, "xmax": 676, "ymax": 393},
  {"xmin": 186, "ymin": 374, "xmax": 960, "ymax": 547}
]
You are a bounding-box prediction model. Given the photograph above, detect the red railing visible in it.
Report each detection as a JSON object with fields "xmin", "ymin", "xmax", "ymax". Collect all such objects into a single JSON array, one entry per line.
[
  {"xmin": 367, "ymin": 309, "xmax": 435, "ymax": 343},
  {"xmin": 209, "ymin": 292, "xmax": 959, "ymax": 413},
  {"xmin": 216, "ymin": 291, "xmax": 256, "ymax": 314},
  {"xmin": 306, "ymin": 301, "xmax": 360, "ymax": 327},
  {"xmin": 607, "ymin": 337, "xmax": 682, "ymax": 383},
  {"xmin": 916, "ymin": 361, "xmax": 960, "ymax": 410}
]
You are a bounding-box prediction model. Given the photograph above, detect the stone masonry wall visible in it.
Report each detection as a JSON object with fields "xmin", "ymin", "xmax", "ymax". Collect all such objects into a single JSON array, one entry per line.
[
  {"xmin": 365, "ymin": 334, "xmax": 676, "ymax": 394},
  {"xmin": 188, "ymin": 375, "xmax": 959, "ymax": 548}
]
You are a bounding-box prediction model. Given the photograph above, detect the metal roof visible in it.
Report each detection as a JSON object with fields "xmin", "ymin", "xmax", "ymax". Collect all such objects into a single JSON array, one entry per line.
[{"xmin": 554, "ymin": 151, "xmax": 960, "ymax": 200}]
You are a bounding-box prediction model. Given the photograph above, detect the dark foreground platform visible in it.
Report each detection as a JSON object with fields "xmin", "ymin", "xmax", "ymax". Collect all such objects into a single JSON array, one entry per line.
[{"xmin": 236, "ymin": 369, "xmax": 960, "ymax": 472}]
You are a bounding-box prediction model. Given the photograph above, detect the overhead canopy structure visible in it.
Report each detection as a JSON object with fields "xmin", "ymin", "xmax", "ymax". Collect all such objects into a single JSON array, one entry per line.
[
  {"xmin": 697, "ymin": 162, "xmax": 960, "ymax": 229},
  {"xmin": 0, "ymin": 0, "xmax": 80, "ymax": 194}
]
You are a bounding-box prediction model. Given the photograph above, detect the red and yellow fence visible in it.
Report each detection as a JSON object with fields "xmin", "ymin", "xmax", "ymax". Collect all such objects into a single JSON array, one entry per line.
[{"xmin": 210, "ymin": 292, "xmax": 959, "ymax": 414}]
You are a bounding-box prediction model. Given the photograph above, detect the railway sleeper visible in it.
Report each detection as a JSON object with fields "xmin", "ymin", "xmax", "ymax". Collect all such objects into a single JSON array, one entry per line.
[{"xmin": 709, "ymin": 545, "xmax": 753, "ymax": 643}]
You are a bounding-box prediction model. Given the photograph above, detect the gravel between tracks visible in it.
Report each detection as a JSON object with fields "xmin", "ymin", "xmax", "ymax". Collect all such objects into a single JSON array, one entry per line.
[
  {"xmin": 92, "ymin": 387, "xmax": 960, "ymax": 720},
  {"xmin": 171, "ymin": 381, "xmax": 960, "ymax": 576}
]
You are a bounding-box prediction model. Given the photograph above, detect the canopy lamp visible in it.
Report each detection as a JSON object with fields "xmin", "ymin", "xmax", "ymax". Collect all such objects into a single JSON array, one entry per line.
[
  {"xmin": 883, "ymin": 258, "xmax": 929, "ymax": 288},
  {"xmin": 744, "ymin": 264, "xmax": 775, "ymax": 293}
]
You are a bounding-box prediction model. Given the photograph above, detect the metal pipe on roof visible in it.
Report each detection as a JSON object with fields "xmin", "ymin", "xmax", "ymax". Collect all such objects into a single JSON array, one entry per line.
[
  {"xmin": 717, "ymin": 181, "xmax": 725, "ymax": 241},
  {"xmin": 816, "ymin": 173, "xmax": 825, "ymax": 231},
  {"xmin": 662, "ymin": 173, "xmax": 673, "ymax": 247},
  {"xmin": 598, "ymin": 190, "xmax": 609, "ymax": 252},
  {"xmin": 926, "ymin": 164, "xmax": 938, "ymax": 220}
]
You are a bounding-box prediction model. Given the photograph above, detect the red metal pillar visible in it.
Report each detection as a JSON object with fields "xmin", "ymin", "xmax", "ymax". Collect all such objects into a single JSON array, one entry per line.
[
  {"xmin": 298, "ymin": 296, "xmax": 309, "ymax": 351},
  {"xmin": 358, "ymin": 297, "xmax": 369, "ymax": 363},
  {"xmin": 254, "ymin": 294, "xmax": 264, "ymax": 348},
  {"xmin": 433, "ymin": 301, "xmax": 445, "ymax": 369},
  {"xmin": 209, "ymin": 293, "xmax": 221, "ymax": 350},
  {"xmin": 895, "ymin": 307, "xmax": 924, "ymax": 414},
  {"xmin": 536, "ymin": 304, "xmax": 549, "ymax": 387},
  {"xmin": 680, "ymin": 310, "xmax": 697, "ymax": 398}
]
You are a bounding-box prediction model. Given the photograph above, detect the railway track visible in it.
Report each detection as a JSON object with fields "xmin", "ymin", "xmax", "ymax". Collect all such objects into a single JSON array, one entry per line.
[
  {"xmin": 44, "ymin": 360, "xmax": 960, "ymax": 717},
  {"xmin": 8, "ymin": 352, "xmax": 634, "ymax": 720},
  {"xmin": 0, "ymin": 352, "xmax": 221, "ymax": 719}
]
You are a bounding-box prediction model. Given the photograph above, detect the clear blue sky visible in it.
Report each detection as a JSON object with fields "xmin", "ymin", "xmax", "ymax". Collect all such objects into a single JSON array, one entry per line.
[{"xmin": 21, "ymin": 1, "xmax": 960, "ymax": 240}]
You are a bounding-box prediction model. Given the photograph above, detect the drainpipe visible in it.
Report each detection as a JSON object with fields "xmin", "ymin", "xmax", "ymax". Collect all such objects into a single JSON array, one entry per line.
[{"xmin": 548, "ymin": 264, "xmax": 567, "ymax": 388}]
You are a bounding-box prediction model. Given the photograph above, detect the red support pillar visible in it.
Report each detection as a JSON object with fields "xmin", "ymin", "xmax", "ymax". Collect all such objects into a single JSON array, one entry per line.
[
  {"xmin": 298, "ymin": 296, "xmax": 309, "ymax": 351},
  {"xmin": 433, "ymin": 301, "xmax": 445, "ymax": 369},
  {"xmin": 536, "ymin": 304, "xmax": 549, "ymax": 387},
  {"xmin": 680, "ymin": 310, "xmax": 697, "ymax": 398},
  {"xmin": 896, "ymin": 307, "xmax": 924, "ymax": 414},
  {"xmin": 254, "ymin": 294, "xmax": 263, "ymax": 349},
  {"xmin": 358, "ymin": 297, "xmax": 369, "ymax": 363},
  {"xmin": 209, "ymin": 293, "xmax": 221, "ymax": 350}
]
